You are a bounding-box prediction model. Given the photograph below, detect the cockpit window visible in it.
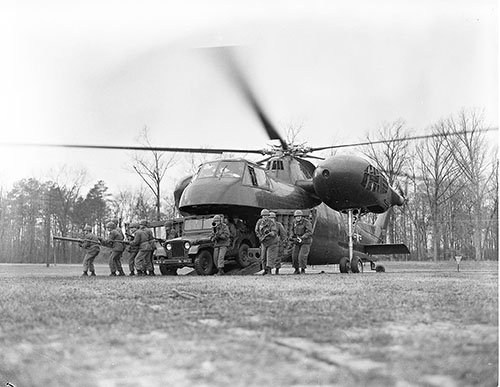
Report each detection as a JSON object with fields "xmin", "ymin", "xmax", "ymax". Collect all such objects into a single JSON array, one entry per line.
[
  {"xmin": 361, "ymin": 165, "xmax": 388, "ymax": 194},
  {"xmin": 267, "ymin": 159, "xmax": 284, "ymax": 170},
  {"xmin": 243, "ymin": 165, "xmax": 270, "ymax": 189},
  {"xmin": 197, "ymin": 161, "xmax": 219, "ymax": 179},
  {"xmin": 216, "ymin": 161, "xmax": 245, "ymax": 178}
]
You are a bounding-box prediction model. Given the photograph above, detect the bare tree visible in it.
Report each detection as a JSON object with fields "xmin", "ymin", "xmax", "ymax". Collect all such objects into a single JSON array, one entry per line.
[
  {"xmin": 415, "ymin": 120, "xmax": 464, "ymax": 261},
  {"xmin": 444, "ymin": 109, "xmax": 495, "ymax": 260},
  {"xmin": 131, "ymin": 127, "xmax": 178, "ymax": 221},
  {"xmin": 363, "ymin": 119, "xmax": 411, "ymax": 246}
]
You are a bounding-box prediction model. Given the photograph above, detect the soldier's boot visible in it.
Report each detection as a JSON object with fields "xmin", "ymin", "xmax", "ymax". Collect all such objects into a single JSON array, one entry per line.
[
  {"xmin": 275, "ymin": 268, "xmax": 279, "ymax": 275},
  {"xmin": 81, "ymin": 271, "xmax": 88, "ymax": 277},
  {"xmin": 262, "ymin": 267, "xmax": 271, "ymax": 275},
  {"xmin": 148, "ymin": 271, "xmax": 156, "ymax": 276},
  {"xmin": 90, "ymin": 271, "xmax": 96, "ymax": 276},
  {"xmin": 216, "ymin": 268, "xmax": 224, "ymax": 276},
  {"xmin": 293, "ymin": 268, "xmax": 300, "ymax": 275},
  {"xmin": 109, "ymin": 272, "xmax": 117, "ymax": 276},
  {"xmin": 118, "ymin": 270, "xmax": 125, "ymax": 276},
  {"xmin": 129, "ymin": 271, "xmax": 135, "ymax": 276},
  {"xmin": 301, "ymin": 268, "xmax": 306, "ymax": 274}
]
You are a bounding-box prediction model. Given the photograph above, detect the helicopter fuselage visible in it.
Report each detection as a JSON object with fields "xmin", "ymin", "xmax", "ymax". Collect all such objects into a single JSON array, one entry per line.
[{"xmin": 178, "ymin": 156, "xmax": 397, "ymax": 266}]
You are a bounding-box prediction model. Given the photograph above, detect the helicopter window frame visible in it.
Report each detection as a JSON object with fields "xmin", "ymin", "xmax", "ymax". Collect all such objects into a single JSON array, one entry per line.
[
  {"xmin": 196, "ymin": 161, "xmax": 220, "ymax": 179},
  {"xmin": 243, "ymin": 165, "xmax": 271, "ymax": 190},
  {"xmin": 361, "ymin": 165, "xmax": 388, "ymax": 194},
  {"xmin": 216, "ymin": 161, "xmax": 245, "ymax": 179},
  {"xmin": 268, "ymin": 159, "xmax": 284, "ymax": 171}
]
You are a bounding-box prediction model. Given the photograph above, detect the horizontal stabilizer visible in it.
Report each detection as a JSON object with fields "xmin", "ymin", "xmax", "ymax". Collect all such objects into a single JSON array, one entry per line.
[{"xmin": 339, "ymin": 242, "xmax": 410, "ymax": 255}]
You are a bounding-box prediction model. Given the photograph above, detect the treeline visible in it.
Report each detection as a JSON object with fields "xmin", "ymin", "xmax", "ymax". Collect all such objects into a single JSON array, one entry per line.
[
  {"xmin": 362, "ymin": 109, "xmax": 498, "ymax": 261},
  {"xmin": 0, "ymin": 176, "xmax": 171, "ymax": 264},
  {"xmin": 0, "ymin": 109, "xmax": 497, "ymax": 263}
]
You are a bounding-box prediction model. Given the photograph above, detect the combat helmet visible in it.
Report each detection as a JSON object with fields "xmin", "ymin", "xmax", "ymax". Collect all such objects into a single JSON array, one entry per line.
[
  {"xmin": 260, "ymin": 209, "xmax": 270, "ymax": 216},
  {"xmin": 83, "ymin": 225, "xmax": 92, "ymax": 231},
  {"xmin": 294, "ymin": 210, "xmax": 304, "ymax": 217},
  {"xmin": 106, "ymin": 221, "xmax": 116, "ymax": 228},
  {"xmin": 269, "ymin": 212, "xmax": 276, "ymax": 218}
]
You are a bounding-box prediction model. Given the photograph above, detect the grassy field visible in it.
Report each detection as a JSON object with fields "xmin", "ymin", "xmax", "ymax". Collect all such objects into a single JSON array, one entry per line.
[{"xmin": 0, "ymin": 261, "xmax": 497, "ymax": 387}]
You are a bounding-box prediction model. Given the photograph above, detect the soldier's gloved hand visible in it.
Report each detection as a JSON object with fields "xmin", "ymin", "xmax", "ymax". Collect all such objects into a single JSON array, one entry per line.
[{"xmin": 297, "ymin": 237, "xmax": 302, "ymax": 243}]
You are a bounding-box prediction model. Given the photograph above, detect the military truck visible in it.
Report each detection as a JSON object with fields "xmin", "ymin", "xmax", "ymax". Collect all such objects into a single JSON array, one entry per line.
[{"xmin": 154, "ymin": 214, "xmax": 258, "ymax": 275}]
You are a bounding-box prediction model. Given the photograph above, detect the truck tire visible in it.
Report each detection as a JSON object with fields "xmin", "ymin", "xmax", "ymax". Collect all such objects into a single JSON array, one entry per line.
[
  {"xmin": 236, "ymin": 242, "xmax": 251, "ymax": 268},
  {"xmin": 194, "ymin": 250, "xmax": 215, "ymax": 276},
  {"xmin": 159, "ymin": 264, "xmax": 177, "ymax": 276}
]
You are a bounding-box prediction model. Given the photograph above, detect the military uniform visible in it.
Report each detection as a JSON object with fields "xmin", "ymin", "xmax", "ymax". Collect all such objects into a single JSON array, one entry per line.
[
  {"xmin": 270, "ymin": 212, "xmax": 288, "ymax": 274},
  {"xmin": 103, "ymin": 222, "xmax": 126, "ymax": 276},
  {"xmin": 255, "ymin": 209, "xmax": 279, "ymax": 275},
  {"xmin": 125, "ymin": 225, "xmax": 139, "ymax": 275},
  {"xmin": 131, "ymin": 227, "xmax": 152, "ymax": 276},
  {"xmin": 291, "ymin": 211, "xmax": 313, "ymax": 274},
  {"xmin": 211, "ymin": 215, "xmax": 230, "ymax": 275},
  {"xmin": 81, "ymin": 226, "xmax": 100, "ymax": 276},
  {"xmin": 140, "ymin": 222, "xmax": 156, "ymax": 276}
]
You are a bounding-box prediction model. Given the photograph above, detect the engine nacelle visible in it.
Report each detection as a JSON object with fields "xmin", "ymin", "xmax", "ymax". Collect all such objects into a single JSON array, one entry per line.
[{"xmin": 312, "ymin": 155, "xmax": 404, "ymax": 213}]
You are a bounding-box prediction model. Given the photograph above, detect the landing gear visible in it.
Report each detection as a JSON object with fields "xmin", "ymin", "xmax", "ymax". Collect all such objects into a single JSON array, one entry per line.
[
  {"xmin": 351, "ymin": 256, "xmax": 363, "ymax": 273},
  {"xmin": 339, "ymin": 256, "xmax": 363, "ymax": 273},
  {"xmin": 339, "ymin": 209, "xmax": 363, "ymax": 274},
  {"xmin": 339, "ymin": 209, "xmax": 385, "ymax": 274}
]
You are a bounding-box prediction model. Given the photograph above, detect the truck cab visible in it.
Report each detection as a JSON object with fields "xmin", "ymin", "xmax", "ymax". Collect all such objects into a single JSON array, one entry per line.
[{"xmin": 155, "ymin": 214, "xmax": 258, "ymax": 275}]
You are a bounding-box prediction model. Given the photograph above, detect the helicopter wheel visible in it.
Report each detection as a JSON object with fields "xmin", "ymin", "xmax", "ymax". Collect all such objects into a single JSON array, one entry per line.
[
  {"xmin": 375, "ymin": 265, "xmax": 386, "ymax": 273},
  {"xmin": 339, "ymin": 257, "xmax": 350, "ymax": 273},
  {"xmin": 351, "ymin": 256, "xmax": 363, "ymax": 273},
  {"xmin": 194, "ymin": 250, "xmax": 215, "ymax": 275}
]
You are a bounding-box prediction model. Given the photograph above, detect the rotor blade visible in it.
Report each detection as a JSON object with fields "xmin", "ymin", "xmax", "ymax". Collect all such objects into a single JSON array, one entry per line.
[
  {"xmin": 0, "ymin": 142, "xmax": 267, "ymax": 155},
  {"xmin": 216, "ymin": 47, "xmax": 288, "ymax": 150},
  {"xmin": 302, "ymin": 154, "xmax": 325, "ymax": 160},
  {"xmin": 309, "ymin": 127, "xmax": 499, "ymax": 152}
]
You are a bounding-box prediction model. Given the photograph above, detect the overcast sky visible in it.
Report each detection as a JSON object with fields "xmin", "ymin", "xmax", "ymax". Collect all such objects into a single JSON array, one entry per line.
[{"xmin": 0, "ymin": 0, "xmax": 497, "ymax": 195}]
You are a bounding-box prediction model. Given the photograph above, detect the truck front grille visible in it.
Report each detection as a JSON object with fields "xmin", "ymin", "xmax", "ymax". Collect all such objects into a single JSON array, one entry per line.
[{"xmin": 171, "ymin": 241, "xmax": 186, "ymax": 258}]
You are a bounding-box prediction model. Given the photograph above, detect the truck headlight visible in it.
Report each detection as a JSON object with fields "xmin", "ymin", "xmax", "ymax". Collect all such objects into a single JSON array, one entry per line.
[
  {"xmin": 166, "ymin": 243, "xmax": 172, "ymax": 251},
  {"xmin": 184, "ymin": 241, "xmax": 191, "ymax": 250}
]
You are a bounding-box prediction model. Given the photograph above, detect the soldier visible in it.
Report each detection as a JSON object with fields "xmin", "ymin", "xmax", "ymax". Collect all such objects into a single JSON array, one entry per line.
[
  {"xmin": 131, "ymin": 220, "xmax": 152, "ymax": 276},
  {"xmin": 270, "ymin": 212, "xmax": 288, "ymax": 275},
  {"xmin": 211, "ymin": 215, "xmax": 231, "ymax": 275},
  {"xmin": 290, "ymin": 210, "xmax": 313, "ymax": 274},
  {"xmin": 255, "ymin": 209, "xmax": 279, "ymax": 275},
  {"xmin": 165, "ymin": 220, "xmax": 178, "ymax": 240},
  {"xmin": 224, "ymin": 215, "xmax": 237, "ymax": 245},
  {"xmin": 126, "ymin": 222, "xmax": 139, "ymax": 276},
  {"xmin": 102, "ymin": 221, "xmax": 126, "ymax": 276},
  {"xmin": 80, "ymin": 225, "xmax": 100, "ymax": 277},
  {"xmin": 139, "ymin": 219, "xmax": 156, "ymax": 276}
]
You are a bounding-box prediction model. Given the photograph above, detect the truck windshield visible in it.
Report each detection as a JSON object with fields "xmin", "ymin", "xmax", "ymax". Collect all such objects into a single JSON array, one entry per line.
[{"xmin": 184, "ymin": 217, "xmax": 216, "ymax": 231}]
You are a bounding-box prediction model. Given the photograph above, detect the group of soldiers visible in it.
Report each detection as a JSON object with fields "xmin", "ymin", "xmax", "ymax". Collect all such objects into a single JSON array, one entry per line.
[
  {"xmin": 79, "ymin": 209, "xmax": 313, "ymax": 277},
  {"xmin": 208, "ymin": 209, "xmax": 313, "ymax": 276},
  {"xmin": 255, "ymin": 209, "xmax": 313, "ymax": 275},
  {"xmin": 80, "ymin": 220, "xmax": 159, "ymax": 277}
]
